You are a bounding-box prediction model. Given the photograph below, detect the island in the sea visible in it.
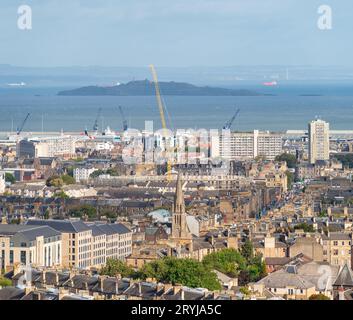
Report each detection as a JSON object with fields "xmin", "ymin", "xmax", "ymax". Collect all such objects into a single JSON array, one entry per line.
[{"xmin": 57, "ymin": 80, "xmax": 260, "ymax": 96}]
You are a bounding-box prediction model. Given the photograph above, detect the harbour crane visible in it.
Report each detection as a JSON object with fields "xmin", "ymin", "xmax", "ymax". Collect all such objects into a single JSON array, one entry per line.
[
  {"xmin": 223, "ymin": 108, "xmax": 240, "ymax": 130},
  {"xmin": 17, "ymin": 113, "xmax": 30, "ymax": 135},
  {"xmin": 149, "ymin": 64, "xmax": 172, "ymax": 181},
  {"xmin": 118, "ymin": 106, "xmax": 128, "ymax": 131},
  {"xmin": 93, "ymin": 107, "xmax": 102, "ymax": 131}
]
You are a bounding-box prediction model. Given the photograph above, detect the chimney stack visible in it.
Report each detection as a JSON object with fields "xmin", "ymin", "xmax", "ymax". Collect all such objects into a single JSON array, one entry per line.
[{"xmin": 339, "ymin": 286, "xmax": 345, "ymax": 301}]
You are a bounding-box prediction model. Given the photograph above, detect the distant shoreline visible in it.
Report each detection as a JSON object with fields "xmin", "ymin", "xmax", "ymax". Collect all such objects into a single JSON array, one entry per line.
[{"xmin": 57, "ymin": 80, "xmax": 261, "ymax": 97}]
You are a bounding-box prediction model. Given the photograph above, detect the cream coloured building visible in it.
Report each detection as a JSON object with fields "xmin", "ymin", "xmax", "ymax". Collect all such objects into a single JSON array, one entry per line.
[
  {"xmin": 308, "ymin": 119, "xmax": 330, "ymax": 164},
  {"xmin": 17, "ymin": 135, "xmax": 76, "ymax": 159},
  {"xmin": 26, "ymin": 219, "xmax": 132, "ymax": 269},
  {"xmin": 321, "ymin": 232, "xmax": 352, "ymax": 268},
  {"xmin": 26, "ymin": 220, "xmax": 93, "ymax": 269},
  {"xmin": 0, "ymin": 224, "xmax": 62, "ymax": 270}
]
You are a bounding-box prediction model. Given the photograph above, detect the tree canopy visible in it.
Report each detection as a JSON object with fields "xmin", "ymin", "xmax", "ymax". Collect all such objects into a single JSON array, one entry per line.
[
  {"xmin": 5, "ymin": 173, "xmax": 16, "ymax": 184},
  {"xmin": 100, "ymin": 258, "xmax": 135, "ymax": 278},
  {"xmin": 140, "ymin": 257, "xmax": 222, "ymax": 291},
  {"xmin": 0, "ymin": 276, "xmax": 12, "ymax": 287},
  {"xmin": 68, "ymin": 204, "xmax": 97, "ymax": 219},
  {"xmin": 61, "ymin": 174, "xmax": 76, "ymax": 185},
  {"xmin": 294, "ymin": 222, "xmax": 315, "ymax": 233},
  {"xmin": 202, "ymin": 248, "xmax": 246, "ymax": 277},
  {"xmin": 275, "ymin": 153, "xmax": 297, "ymax": 168},
  {"xmin": 46, "ymin": 174, "xmax": 76, "ymax": 187},
  {"xmin": 100, "ymin": 246, "xmax": 267, "ymax": 291}
]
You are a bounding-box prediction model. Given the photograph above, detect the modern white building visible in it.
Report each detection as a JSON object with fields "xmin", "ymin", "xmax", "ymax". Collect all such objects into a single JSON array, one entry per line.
[
  {"xmin": 73, "ymin": 167, "xmax": 96, "ymax": 182},
  {"xmin": 308, "ymin": 119, "xmax": 330, "ymax": 164},
  {"xmin": 211, "ymin": 130, "xmax": 283, "ymax": 160},
  {"xmin": 0, "ymin": 225, "xmax": 62, "ymax": 269},
  {"xmin": 17, "ymin": 135, "xmax": 76, "ymax": 158}
]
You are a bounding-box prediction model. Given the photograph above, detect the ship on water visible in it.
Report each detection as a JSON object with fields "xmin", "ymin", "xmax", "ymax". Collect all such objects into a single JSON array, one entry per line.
[{"xmin": 263, "ymin": 81, "xmax": 278, "ymax": 87}]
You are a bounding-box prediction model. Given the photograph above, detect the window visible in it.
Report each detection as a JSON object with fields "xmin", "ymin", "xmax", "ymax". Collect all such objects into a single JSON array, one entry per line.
[
  {"xmin": 9, "ymin": 250, "xmax": 14, "ymax": 264},
  {"xmin": 20, "ymin": 251, "xmax": 26, "ymax": 264},
  {"xmin": 20, "ymin": 242, "xmax": 27, "ymax": 247},
  {"xmin": 333, "ymin": 241, "xmax": 338, "ymax": 246}
]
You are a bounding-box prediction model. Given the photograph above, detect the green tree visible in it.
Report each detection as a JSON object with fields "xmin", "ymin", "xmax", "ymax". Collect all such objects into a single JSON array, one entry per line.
[
  {"xmin": 5, "ymin": 173, "xmax": 16, "ymax": 184},
  {"xmin": 239, "ymin": 286, "xmax": 250, "ymax": 296},
  {"xmin": 275, "ymin": 153, "xmax": 297, "ymax": 168},
  {"xmin": 46, "ymin": 175, "xmax": 64, "ymax": 187},
  {"xmin": 65, "ymin": 166, "xmax": 74, "ymax": 177},
  {"xmin": 0, "ymin": 276, "xmax": 12, "ymax": 287},
  {"xmin": 61, "ymin": 174, "xmax": 76, "ymax": 185},
  {"xmin": 241, "ymin": 240, "xmax": 254, "ymax": 263},
  {"xmin": 286, "ymin": 170, "xmax": 294, "ymax": 190},
  {"xmin": 90, "ymin": 170, "xmax": 105, "ymax": 178},
  {"xmin": 100, "ymin": 259, "xmax": 135, "ymax": 278},
  {"xmin": 294, "ymin": 223, "xmax": 314, "ymax": 233},
  {"xmin": 106, "ymin": 168, "xmax": 119, "ymax": 176},
  {"xmin": 202, "ymin": 248, "xmax": 246, "ymax": 277},
  {"xmin": 43, "ymin": 209, "xmax": 51, "ymax": 220},
  {"xmin": 140, "ymin": 257, "xmax": 221, "ymax": 291},
  {"xmin": 69, "ymin": 204, "xmax": 97, "ymax": 219},
  {"xmin": 318, "ymin": 210, "xmax": 328, "ymax": 217},
  {"xmin": 100, "ymin": 210, "xmax": 117, "ymax": 219}
]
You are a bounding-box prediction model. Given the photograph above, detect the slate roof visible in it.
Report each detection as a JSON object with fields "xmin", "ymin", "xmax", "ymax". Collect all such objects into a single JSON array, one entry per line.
[
  {"xmin": 17, "ymin": 226, "xmax": 61, "ymax": 242},
  {"xmin": 89, "ymin": 223, "xmax": 131, "ymax": 236},
  {"xmin": 0, "ymin": 287, "xmax": 25, "ymax": 300},
  {"xmin": 162, "ymin": 287, "xmax": 207, "ymax": 300},
  {"xmin": 37, "ymin": 271, "xmax": 70, "ymax": 287},
  {"xmin": 26, "ymin": 219, "xmax": 91, "ymax": 233},
  {"xmin": 62, "ymin": 274, "xmax": 99, "ymax": 290},
  {"xmin": 333, "ymin": 264, "xmax": 353, "ymax": 287},
  {"xmin": 123, "ymin": 282, "xmax": 164, "ymax": 299},
  {"xmin": 91, "ymin": 278, "xmax": 131, "ymax": 295},
  {"xmin": 39, "ymin": 158, "xmax": 55, "ymax": 166},
  {"xmin": 0, "ymin": 225, "xmax": 60, "ymax": 241}
]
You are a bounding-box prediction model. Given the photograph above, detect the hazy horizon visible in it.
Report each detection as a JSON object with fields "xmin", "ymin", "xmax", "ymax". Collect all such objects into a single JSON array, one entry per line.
[{"xmin": 1, "ymin": 1, "xmax": 353, "ymax": 67}]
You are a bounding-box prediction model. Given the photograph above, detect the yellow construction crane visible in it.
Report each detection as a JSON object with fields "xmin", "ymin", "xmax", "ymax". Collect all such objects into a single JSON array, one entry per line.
[{"xmin": 149, "ymin": 64, "xmax": 172, "ymax": 181}]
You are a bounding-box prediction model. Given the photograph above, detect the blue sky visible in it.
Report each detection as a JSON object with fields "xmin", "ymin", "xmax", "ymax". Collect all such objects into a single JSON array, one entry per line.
[{"xmin": 0, "ymin": 0, "xmax": 352, "ymax": 67}]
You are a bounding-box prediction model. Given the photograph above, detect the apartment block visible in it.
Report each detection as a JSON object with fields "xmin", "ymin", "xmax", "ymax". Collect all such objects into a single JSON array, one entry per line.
[
  {"xmin": 308, "ymin": 119, "xmax": 330, "ymax": 164},
  {"xmin": 73, "ymin": 167, "xmax": 96, "ymax": 182},
  {"xmin": 17, "ymin": 135, "xmax": 76, "ymax": 159},
  {"xmin": 0, "ymin": 224, "xmax": 62, "ymax": 270},
  {"xmin": 26, "ymin": 219, "xmax": 132, "ymax": 269},
  {"xmin": 26, "ymin": 219, "xmax": 92, "ymax": 269},
  {"xmin": 212, "ymin": 130, "xmax": 283, "ymax": 161}
]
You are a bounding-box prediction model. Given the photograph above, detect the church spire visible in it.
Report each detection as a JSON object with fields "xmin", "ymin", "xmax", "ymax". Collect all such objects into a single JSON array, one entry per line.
[
  {"xmin": 174, "ymin": 173, "xmax": 185, "ymax": 213},
  {"xmin": 172, "ymin": 172, "xmax": 190, "ymax": 239}
]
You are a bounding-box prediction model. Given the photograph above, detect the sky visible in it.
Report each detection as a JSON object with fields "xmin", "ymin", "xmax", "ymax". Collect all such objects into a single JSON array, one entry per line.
[{"xmin": 0, "ymin": 0, "xmax": 352, "ymax": 67}]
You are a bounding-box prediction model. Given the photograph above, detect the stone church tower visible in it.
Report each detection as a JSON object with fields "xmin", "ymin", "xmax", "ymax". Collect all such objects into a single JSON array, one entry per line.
[{"xmin": 172, "ymin": 174, "xmax": 191, "ymax": 240}]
